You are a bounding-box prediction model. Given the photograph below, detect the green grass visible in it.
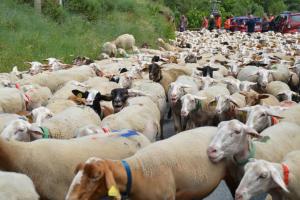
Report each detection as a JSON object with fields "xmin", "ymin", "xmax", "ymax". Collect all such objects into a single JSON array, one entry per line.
[{"xmin": 0, "ymin": 0, "xmax": 175, "ymax": 72}]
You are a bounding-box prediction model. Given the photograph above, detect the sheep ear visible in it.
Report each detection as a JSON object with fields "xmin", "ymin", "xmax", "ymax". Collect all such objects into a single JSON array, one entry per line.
[
  {"xmin": 258, "ymin": 94, "xmax": 270, "ymax": 100},
  {"xmin": 196, "ymin": 67, "xmax": 205, "ymax": 71},
  {"xmin": 237, "ymin": 106, "xmax": 251, "ymax": 112},
  {"xmin": 212, "ymin": 67, "xmax": 219, "ymax": 71},
  {"xmin": 128, "ymin": 89, "xmax": 148, "ymax": 97},
  {"xmin": 101, "ymin": 94, "xmax": 112, "ymax": 101},
  {"xmin": 72, "ymin": 90, "xmax": 88, "ymax": 98},
  {"xmin": 180, "ymin": 84, "xmax": 192, "ymax": 89},
  {"xmin": 28, "ymin": 124, "xmax": 43, "ymax": 133},
  {"xmin": 239, "ymin": 91, "xmax": 248, "ymax": 96},
  {"xmin": 229, "ymin": 97, "xmax": 240, "ymax": 107},
  {"xmin": 270, "ymin": 167, "xmax": 289, "ymax": 193},
  {"xmin": 194, "ymin": 95, "xmax": 207, "ymax": 101},
  {"xmin": 266, "ymin": 109, "xmax": 284, "ymax": 119},
  {"xmin": 243, "ymin": 125, "xmax": 261, "ymax": 138}
]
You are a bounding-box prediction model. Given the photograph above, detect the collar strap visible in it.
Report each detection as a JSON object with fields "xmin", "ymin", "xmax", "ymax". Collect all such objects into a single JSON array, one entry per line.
[
  {"xmin": 193, "ymin": 100, "xmax": 202, "ymax": 112},
  {"xmin": 121, "ymin": 160, "xmax": 132, "ymax": 197},
  {"xmin": 40, "ymin": 127, "xmax": 50, "ymax": 139},
  {"xmin": 235, "ymin": 141, "xmax": 256, "ymax": 166},
  {"xmin": 271, "ymin": 116, "xmax": 280, "ymax": 125},
  {"xmin": 282, "ymin": 163, "xmax": 289, "ymax": 186}
]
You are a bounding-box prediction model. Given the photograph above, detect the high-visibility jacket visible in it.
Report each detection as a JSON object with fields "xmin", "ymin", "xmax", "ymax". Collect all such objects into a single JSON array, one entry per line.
[
  {"xmin": 216, "ymin": 17, "xmax": 222, "ymax": 29},
  {"xmin": 224, "ymin": 19, "xmax": 231, "ymax": 29}
]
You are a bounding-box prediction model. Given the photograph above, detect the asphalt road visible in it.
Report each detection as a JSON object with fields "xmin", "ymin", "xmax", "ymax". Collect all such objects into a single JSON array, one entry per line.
[{"xmin": 162, "ymin": 117, "xmax": 267, "ymax": 200}]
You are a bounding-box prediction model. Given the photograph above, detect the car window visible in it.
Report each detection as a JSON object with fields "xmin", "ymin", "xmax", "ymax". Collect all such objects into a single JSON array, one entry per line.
[{"xmin": 291, "ymin": 15, "xmax": 300, "ymax": 22}]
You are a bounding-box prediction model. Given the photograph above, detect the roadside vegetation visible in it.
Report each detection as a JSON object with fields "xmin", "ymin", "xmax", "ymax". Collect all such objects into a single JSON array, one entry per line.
[{"xmin": 0, "ymin": 0, "xmax": 174, "ymax": 71}]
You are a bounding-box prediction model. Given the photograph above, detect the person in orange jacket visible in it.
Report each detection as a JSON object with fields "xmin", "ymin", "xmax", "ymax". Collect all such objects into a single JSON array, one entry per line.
[
  {"xmin": 202, "ymin": 16, "xmax": 209, "ymax": 29},
  {"xmin": 224, "ymin": 16, "xmax": 231, "ymax": 31},
  {"xmin": 215, "ymin": 14, "xmax": 222, "ymax": 29}
]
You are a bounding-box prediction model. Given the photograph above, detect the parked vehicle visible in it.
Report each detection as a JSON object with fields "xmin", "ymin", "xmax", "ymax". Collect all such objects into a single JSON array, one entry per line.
[
  {"xmin": 274, "ymin": 12, "xmax": 300, "ymax": 33},
  {"xmin": 230, "ymin": 16, "xmax": 262, "ymax": 32}
]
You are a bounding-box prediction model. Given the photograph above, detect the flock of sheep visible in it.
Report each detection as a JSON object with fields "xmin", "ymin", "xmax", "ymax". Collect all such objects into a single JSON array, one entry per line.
[{"xmin": 0, "ymin": 29, "xmax": 299, "ymax": 200}]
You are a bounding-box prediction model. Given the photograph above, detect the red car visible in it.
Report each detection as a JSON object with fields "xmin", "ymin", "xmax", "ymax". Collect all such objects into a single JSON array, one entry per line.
[
  {"xmin": 230, "ymin": 16, "xmax": 262, "ymax": 32},
  {"xmin": 279, "ymin": 12, "xmax": 300, "ymax": 33}
]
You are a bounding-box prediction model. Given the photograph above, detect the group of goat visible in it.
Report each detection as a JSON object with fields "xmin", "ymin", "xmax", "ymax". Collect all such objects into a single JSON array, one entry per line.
[{"xmin": 0, "ymin": 30, "xmax": 299, "ymax": 200}]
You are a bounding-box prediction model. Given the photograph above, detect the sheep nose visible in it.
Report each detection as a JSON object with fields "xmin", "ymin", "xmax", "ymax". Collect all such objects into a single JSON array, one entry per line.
[
  {"xmin": 235, "ymin": 192, "xmax": 243, "ymax": 200},
  {"xmin": 207, "ymin": 146, "xmax": 217, "ymax": 155},
  {"xmin": 181, "ymin": 111, "xmax": 188, "ymax": 116}
]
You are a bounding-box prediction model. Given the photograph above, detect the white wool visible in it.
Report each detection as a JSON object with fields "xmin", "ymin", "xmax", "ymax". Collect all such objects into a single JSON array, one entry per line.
[
  {"xmin": 0, "ymin": 114, "xmax": 25, "ymax": 134},
  {"xmin": 0, "ymin": 171, "xmax": 39, "ymax": 200},
  {"xmin": 0, "ymin": 88, "xmax": 26, "ymax": 113},
  {"xmin": 42, "ymin": 106, "xmax": 101, "ymax": 139},
  {"xmin": 46, "ymin": 99, "xmax": 77, "ymax": 114},
  {"xmin": 127, "ymin": 127, "xmax": 226, "ymax": 186}
]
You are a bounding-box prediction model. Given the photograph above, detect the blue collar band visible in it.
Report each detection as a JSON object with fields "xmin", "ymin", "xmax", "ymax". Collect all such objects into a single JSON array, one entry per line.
[
  {"xmin": 121, "ymin": 160, "xmax": 132, "ymax": 197},
  {"xmin": 120, "ymin": 130, "xmax": 138, "ymax": 138}
]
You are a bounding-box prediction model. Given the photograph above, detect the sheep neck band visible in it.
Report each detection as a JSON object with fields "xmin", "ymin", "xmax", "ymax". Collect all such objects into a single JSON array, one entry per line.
[
  {"xmin": 121, "ymin": 160, "xmax": 132, "ymax": 197},
  {"xmin": 234, "ymin": 141, "xmax": 256, "ymax": 166},
  {"xmin": 193, "ymin": 100, "xmax": 202, "ymax": 112},
  {"xmin": 40, "ymin": 127, "xmax": 50, "ymax": 139},
  {"xmin": 282, "ymin": 163, "xmax": 289, "ymax": 186}
]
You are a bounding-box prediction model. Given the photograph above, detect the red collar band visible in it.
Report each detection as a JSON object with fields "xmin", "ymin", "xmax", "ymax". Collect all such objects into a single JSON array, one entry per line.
[
  {"xmin": 271, "ymin": 116, "xmax": 280, "ymax": 125},
  {"xmin": 282, "ymin": 163, "xmax": 289, "ymax": 186}
]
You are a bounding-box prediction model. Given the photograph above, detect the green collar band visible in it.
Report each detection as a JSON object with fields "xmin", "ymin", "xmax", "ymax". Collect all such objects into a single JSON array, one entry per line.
[
  {"xmin": 40, "ymin": 127, "xmax": 50, "ymax": 139},
  {"xmin": 193, "ymin": 100, "xmax": 202, "ymax": 112},
  {"xmin": 235, "ymin": 141, "xmax": 256, "ymax": 166}
]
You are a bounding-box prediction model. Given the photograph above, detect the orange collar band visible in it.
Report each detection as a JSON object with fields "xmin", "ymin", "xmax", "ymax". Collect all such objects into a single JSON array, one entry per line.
[{"xmin": 282, "ymin": 163, "xmax": 289, "ymax": 186}]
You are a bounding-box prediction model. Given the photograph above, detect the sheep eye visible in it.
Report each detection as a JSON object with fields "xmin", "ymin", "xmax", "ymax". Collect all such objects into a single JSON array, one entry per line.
[{"xmin": 258, "ymin": 173, "xmax": 267, "ymax": 179}]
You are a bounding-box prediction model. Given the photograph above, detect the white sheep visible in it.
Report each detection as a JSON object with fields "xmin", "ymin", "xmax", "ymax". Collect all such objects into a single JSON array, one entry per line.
[
  {"xmin": 266, "ymin": 81, "xmax": 298, "ymax": 101},
  {"xmin": 0, "ymin": 171, "xmax": 39, "ymax": 200},
  {"xmin": 101, "ymin": 96, "xmax": 161, "ymax": 142},
  {"xmin": 168, "ymin": 75, "xmax": 200, "ymax": 132},
  {"xmin": 0, "ymin": 88, "xmax": 27, "ymax": 113},
  {"xmin": 66, "ymin": 127, "xmax": 226, "ymax": 200},
  {"xmin": 207, "ymin": 120, "xmax": 300, "ymax": 194},
  {"xmin": 0, "ymin": 131, "xmax": 150, "ymax": 200},
  {"xmin": 236, "ymin": 151, "xmax": 300, "ymax": 200},
  {"xmin": 2, "ymin": 106, "xmax": 101, "ymax": 141},
  {"xmin": 18, "ymin": 65, "xmax": 96, "ymax": 92}
]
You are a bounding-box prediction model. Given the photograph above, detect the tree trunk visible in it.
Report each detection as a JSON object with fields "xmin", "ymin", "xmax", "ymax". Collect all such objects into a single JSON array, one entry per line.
[{"xmin": 34, "ymin": 0, "xmax": 42, "ymax": 14}]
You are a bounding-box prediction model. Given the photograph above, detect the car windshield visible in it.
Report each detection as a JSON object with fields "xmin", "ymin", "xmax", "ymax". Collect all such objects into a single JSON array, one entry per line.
[{"xmin": 291, "ymin": 15, "xmax": 300, "ymax": 22}]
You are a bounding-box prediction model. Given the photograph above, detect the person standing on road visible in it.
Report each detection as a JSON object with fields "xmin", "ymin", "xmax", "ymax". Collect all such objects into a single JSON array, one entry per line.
[
  {"xmin": 202, "ymin": 16, "xmax": 209, "ymax": 29},
  {"xmin": 224, "ymin": 16, "xmax": 231, "ymax": 31},
  {"xmin": 208, "ymin": 15, "xmax": 215, "ymax": 31},
  {"xmin": 179, "ymin": 15, "xmax": 188, "ymax": 32},
  {"xmin": 215, "ymin": 14, "xmax": 222, "ymax": 29},
  {"xmin": 246, "ymin": 14, "xmax": 255, "ymax": 33}
]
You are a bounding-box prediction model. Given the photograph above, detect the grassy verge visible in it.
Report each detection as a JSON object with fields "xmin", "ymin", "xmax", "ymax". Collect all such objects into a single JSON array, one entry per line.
[{"xmin": 0, "ymin": 0, "xmax": 175, "ymax": 72}]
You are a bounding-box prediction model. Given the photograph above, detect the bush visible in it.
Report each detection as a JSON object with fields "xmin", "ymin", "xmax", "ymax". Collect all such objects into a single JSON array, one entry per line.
[
  {"xmin": 186, "ymin": 8, "xmax": 208, "ymax": 28},
  {"xmin": 42, "ymin": 0, "xmax": 66, "ymax": 23}
]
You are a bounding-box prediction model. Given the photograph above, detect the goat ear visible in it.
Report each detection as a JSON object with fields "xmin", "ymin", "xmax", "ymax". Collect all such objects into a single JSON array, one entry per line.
[
  {"xmin": 74, "ymin": 163, "xmax": 84, "ymax": 174},
  {"xmin": 104, "ymin": 162, "xmax": 121, "ymax": 199},
  {"xmin": 258, "ymin": 94, "xmax": 270, "ymax": 100},
  {"xmin": 84, "ymin": 163, "xmax": 104, "ymax": 181},
  {"xmin": 101, "ymin": 94, "xmax": 112, "ymax": 101},
  {"xmin": 270, "ymin": 166, "xmax": 289, "ymax": 193}
]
